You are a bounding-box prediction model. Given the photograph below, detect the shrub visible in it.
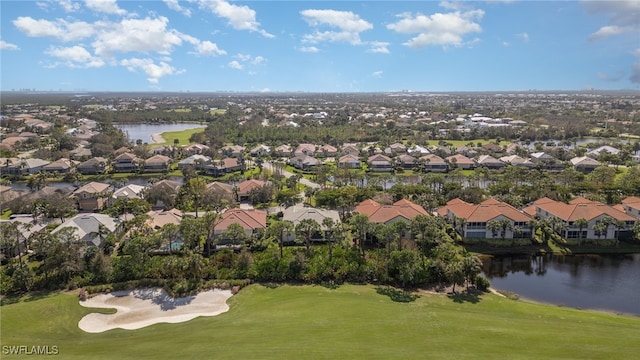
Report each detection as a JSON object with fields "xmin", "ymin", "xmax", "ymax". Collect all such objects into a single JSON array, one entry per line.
[{"xmin": 474, "ymin": 275, "xmax": 490, "ymax": 292}]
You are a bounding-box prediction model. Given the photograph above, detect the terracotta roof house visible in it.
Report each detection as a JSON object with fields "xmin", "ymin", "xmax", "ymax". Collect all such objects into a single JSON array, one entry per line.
[
  {"xmin": 338, "ymin": 154, "xmax": 361, "ymax": 169},
  {"xmin": 147, "ymin": 179, "xmax": 181, "ymax": 209},
  {"xmin": 367, "ymin": 154, "xmax": 393, "ymax": 172},
  {"xmin": 213, "ymin": 208, "xmax": 267, "ymax": 244},
  {"xmin": 113, "ymin": 152, "xmax": 141, "ymax": 173},
  {"xmin": 144, "ymin": 155, "xmax": 172, "ymax": 173},
  {"xmin": 523, "ymin": 197, "xmax": 636, "ymax": 240},
  {"xmin": 183, "ymin": 143, "xmax": 210, "ymax": 155},
  {"xmin": 499, "ymin": 155, "xmax": 534, "ymax": 168},
  {"xmin": 281, "ymin": 205, "xmax": 341, "ymax": 242},
  {"xmin": 236, "ymin": 179, "xmax": 268, "ymax": 202},
  {"xmin": 77, "ymin": 157, "xmax": 108, "ymax": 175},
  {"xmin": 205, "ymin": 157, "xmax": 242, "ymax": 176},
  {"xmin": 476, "ymin": 154, "xmax": 505, "ymax": 169},
  {"xmin": 72, "ymin": 181, "xmax": 111, "ymax": 211},
  {"xmin": 445, "ymin": 154, "xmax": 475, "ymax": 169},
  {"xmin": 419, "ymin": 154, "xmax": 448, "ymax": 172},
  {"xmin": 318, "ymin": 144, "xmax": 338, "ymax": 157},
  {"xmin": 178, "ymin": 154, "xmax": 211, "ymax": 170},
  {"xmin": 570, "ymin": 156, "xmax": 601, "ymax": 173},
  {"xmin": 621, "ymin": 196, "xmax": 640, "ymax": 218},
  {"xmin": 51, "ymin": 213, "xmax": 120, "ymax": 247},
  {"xmin": 42, "ymin": 158, "xmax": 75, "ymax": 174},
  {"xmin": 355, "ymin": 198, "xmax": 428, "ymax": 226},
  {"xmin": 340, "ymin": 144, "xmax": 360, "ymax": 156},
  {"xmin": 294, "ymin": 143, "xmax": 317, "ymax": 156},
  {"xmin": 437, "ymin": 198, "xmax": 532, "ymax": 239}
]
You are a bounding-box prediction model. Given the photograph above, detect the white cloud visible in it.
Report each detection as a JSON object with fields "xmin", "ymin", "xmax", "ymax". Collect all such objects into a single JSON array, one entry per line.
[
  {"xmin": 198, "ymin": 0, "xmax": 274, "ymax": 38},
  {"xmin": 164, "ymin": 0, "xmax": 191, "ymax": 17},
  {"xmin": 251, "ymin": 56, "xmax": 265, "ymax": 65},
  {"xmin": 45, "ymin": 45, "xmax": 105, "ymax": 68},
  {"xmin": 13, "ymin": 17, "xmax": 95, "ymax": 42},
  {"xmin": 92, "ymin": 17, "xmax": 184, "ymax": 57},
  {"xmin": 368, "ymin": 41, "xmax": 390, "ymax": 54},
  {"xmin": 371, "ymin": 71, "xmax": 383, "ymax": 78},
  {"xmin": 516, "ymin": 32, "xmax": 529, "ymax": 42},
  {"xmin": 191, "ymin": 40, "xmax": 226, "ymax": 56},
  {"xmin": 228, "ymin": 60, "xmax": 243, "ymax": 70},
  {"xmin": 120, "ymin": 58, "xmax": 178, "ymax": 83},
  {"xmin": 54, "ymin": 0, "xmax": 81, "ymax": 12},
  {"xmin": 502, "ymin": 41, "xmax": 510, "ymax": 47},
  {"xmin": 387, "ymin": 8, "xmax": 484, "ymax": 48},
  {"xmin": 0, "ymin": 40, "xmax": 19, "ymax": 50},
  {"xmin": 300, "ymin": 9, "xmax": 373, "ymax": 45},
  {"xmin": 300, "ymin": 46, "xmax": 319, "ymax": 53},
  {"xmin": 235, "ymin": 53, "xmax": 251, "ymax": 62},
  {"xmin": 584, "ymin": 0, "xmax": 640, "ymax": 40},
  {"xmin": 84, "ymin": 0, "xmax": 127, "ymax": 16},
  {"xmin": 259, "ymin": 88, "xmax": 271, "ymax": 93}
]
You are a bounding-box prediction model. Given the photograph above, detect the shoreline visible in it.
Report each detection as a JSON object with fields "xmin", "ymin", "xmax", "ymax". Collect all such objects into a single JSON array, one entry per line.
[{"xmin": 151, "ymin": 132, "xmax": 165, "ymax": 144}]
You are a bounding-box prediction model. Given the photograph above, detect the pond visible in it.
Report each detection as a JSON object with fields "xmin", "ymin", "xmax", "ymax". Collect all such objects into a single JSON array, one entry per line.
[
  {"xmin": 482, "ymin": 253, "xmax": 640, "ymax": 316},
  {"xmin": 115, "ymin": 123, "xmax": 206, "ymax": 144}
]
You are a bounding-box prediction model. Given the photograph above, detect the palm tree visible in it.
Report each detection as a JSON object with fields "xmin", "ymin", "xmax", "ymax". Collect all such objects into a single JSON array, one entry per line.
[
  {"xmin": 268, "ymin": 220, "xmax": 293, "ymax": 258},
  {"xmin": 349, "ymin": 213, "xmax": 371, "ymax": 258},
  {"xmin": 295, "ymin": 218, "xmax": 321, "ymax": 255},
  {"xmin": 574, "ymin": 218, "xmax": 589, "ymax": 246},
  {"xmin": 486, "ymin": 219, "xmax": 502, "ymax": 239}
]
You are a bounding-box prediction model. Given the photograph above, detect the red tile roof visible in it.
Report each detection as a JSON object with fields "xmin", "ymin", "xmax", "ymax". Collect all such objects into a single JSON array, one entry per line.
[
  {"xmin": 526, "ymin": 197, "xmax": 635, "ymax": 222},
  {"xmin": 237, "ymin": 179, "xmax": 267, "ymax": 196},
  {"xmin": 214, "ymin": 208, "xmax": 267, "ymax": 231},
  {"xmin": 355, "ymin": 199, "xmax": 428, "ymax": 223},
  {"xmin": 439, "ymin": 198, "xmax": 531, "ymax": 222}
]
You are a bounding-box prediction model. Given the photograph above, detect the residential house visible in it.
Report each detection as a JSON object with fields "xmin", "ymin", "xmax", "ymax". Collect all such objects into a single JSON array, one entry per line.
[
  {"xmin": 249, "ymin": 144, "xmax": 271, "ymax": 157},
  {"xmin": 3, "ymin": 158, "xmax": 49, "ymax": 175},
  {"xmin": 289, "ymin": 154, "xmax": 322, "ymax": 170},
  {"xmin": 530, "ymin": 152, "xmax": 565, "ymax": 170},
  {"xmin": 570, "ymin": 156, "xmax": 601, "ymax": 173},
  {"xmin": 274, "ymin": 144, "xmax": 293, "ymax": 157},
  {"xmin": 523, "ymin": 197, "xmax": 636, "ymax": 240},
  {"xmin": 445, "ymin": 154, "xmax": 475, "ymax": 169},
  {"xmin": 367, "ymin": 154, "xmax": 394, "ymax": 172},
  {"xmin": 110, "ymin": 184, "xmax": 147, "ymax": 206},
  {"xmin": 318, "ymin": 144, "xmax": 338, "ymax": 157},
  {"xmin": 72, "ymin": 181, "xmax": 111, "ymax": 211},
  {"xmin": 213, "ymin": 208, "xmax": 267, "ymax": 245},
  {"xmin": 51, "ymin": 213, "xmax": 120, "ymax": 247},
  {"xmin": 150, "ymin": 145, "xmax": 176, "ymax": 156},
  {"xmin": 281, "ymin": 205, "xmax": 341, "ymax": 242},
  {"xmin": 42, "ymin": 158, "xmax": 75, "ymax": 174},
  {"xmin": 476, "ymin": 154, "xmax": 505, "ymax": 169},
  {"xmin": 419, "ymin": 154, "xmax": 448, "ymax": 172},
  {"xmin": 340, "ymin": 144, "xmax": 360, "ymax": 156},
  {"xmin": 437, "ymin": 198, "xmax": 532, "ymax": 239},
  {"xmin": 183, "ymin": 143, "xmax": 210, "ymax": 155},
  {"xmin": 205, "ymin": 157, "xmax": 242, "ymax": 176},
  {"xmin": 337, "ymin": 154, "xmax": 361, "ymax": 169},
  {"xmin": 178, "ymin": 154, "xmax": 211, "ymax": 170},
  {"xmin": 395, "ymin": 154, "xmax": 416, "ymax": 169},
  {"xmin": 113, "ymin": 152, "xmax": 141, "ymax": 173},
  {"xmin": 621, "ymin": 196, "xmax": 640, "ymax": 218},
  {"xmin": 143, "ymin": 154, "xmax": 172, "ymax": 173},
  {"xmin": 236, "ymin": 179, "xmax": 268, "ymax": 202},
  {"xmin": 355, "ymin": 199, "xmax": 428, "ymax": 228},
  {"xmin": 205, "ymin": 181, "xmax": 236, "ymax": 204},
  {"xmin": 386, "ymin": 142, "xmax": 407, "ymax": 155},
  {"xmin": 294, "ymin": 143, "xmax": 317, "ymax": 156},
  {"xmin": 499, "ymin": 155, "xmax": 534, "ymax": 168},
  {"xmin": 407, "ymin": 145, "xmax": 430, "ymax": 156},
  {"xmin": 146, "ymin": 208, "xmax": 183, "ymax": 230},
  {"xmin": 147, "ymin": 179, "xmax": 181, "ymax": 209},
  {"xmin": 221, "ymin": 145, "xmax": 245, "ymax": 158},
  {"xmin": 77, "ymin": 157, "xmax": 108, "ymax": 175},
  {"xmin": 587, "ymin": 145, "xmax": 620, "ymax": 158}
]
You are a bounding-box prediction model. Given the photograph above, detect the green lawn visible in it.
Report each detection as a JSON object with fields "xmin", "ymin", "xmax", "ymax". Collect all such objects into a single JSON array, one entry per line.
[
  {"xmin": 152, "ymin": 127, "xmax": 206, "ymax": 147},
  {"xmin": 2, "ymin": 284, "xmax": 639, "ymax": 359}
]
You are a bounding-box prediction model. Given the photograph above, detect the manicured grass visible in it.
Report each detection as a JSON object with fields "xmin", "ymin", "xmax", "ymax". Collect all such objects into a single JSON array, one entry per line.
[
  {"xmin": 2, "ymin": 284, "xmax": 639, "ymax": 359},
  {"xmin": 152, "ymin": 127, "xmax": 206, "ymax": 147}
]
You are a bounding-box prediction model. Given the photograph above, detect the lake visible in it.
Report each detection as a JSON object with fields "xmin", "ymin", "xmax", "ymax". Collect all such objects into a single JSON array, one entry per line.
[
  {"xmin": 482, "ymin": 253, "xmax": 640, "ymax": 316},
  {"xmin": 116, "ymin": 123, "xmax": 206, "ymax": 144}
]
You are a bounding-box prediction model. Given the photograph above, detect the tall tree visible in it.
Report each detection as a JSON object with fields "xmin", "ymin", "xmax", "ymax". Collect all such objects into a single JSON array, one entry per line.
[{"xmin": 295, "ymin": 218, "xmax": 321, "ymax": 255}]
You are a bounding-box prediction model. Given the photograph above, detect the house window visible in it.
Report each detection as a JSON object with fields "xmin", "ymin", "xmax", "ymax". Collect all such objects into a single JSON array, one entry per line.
[{"xmin": 466, "ymin": 222, "xmax": 486, "ymax": 230}]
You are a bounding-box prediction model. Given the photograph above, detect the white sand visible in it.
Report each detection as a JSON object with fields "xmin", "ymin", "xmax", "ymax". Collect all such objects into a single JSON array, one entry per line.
[
  {"xmin": 151, "ymin": 132, "xmax": 165, "ymax": 144},
  {"xmin": 78, "ymin": 288, "xmax": 233, "ymax": 333}
]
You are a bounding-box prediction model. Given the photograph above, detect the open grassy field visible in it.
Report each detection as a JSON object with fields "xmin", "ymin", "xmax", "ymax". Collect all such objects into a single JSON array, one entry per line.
[
  {"xmin": 2, "ymin": 284, "xmax": 639, "ymax": 359},
  {"xmin": 151, "ymin": 127, "xmax": 206, "ymax": 147}
]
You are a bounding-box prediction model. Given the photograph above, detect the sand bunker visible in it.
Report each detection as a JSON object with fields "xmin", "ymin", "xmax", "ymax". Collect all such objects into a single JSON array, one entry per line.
[{"xmin": 78, "ymin": 288, "xmax": 233, "ymax": 333}]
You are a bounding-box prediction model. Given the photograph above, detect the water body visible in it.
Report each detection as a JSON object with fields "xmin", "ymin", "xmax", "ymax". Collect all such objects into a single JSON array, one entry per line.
[
  {"xmin": 116, "ymin": 123, "xmax": 206, "ymax": 144},
  {"xmin": 482, "ymin": 253, "xmax": 640, "ymax": 316}
]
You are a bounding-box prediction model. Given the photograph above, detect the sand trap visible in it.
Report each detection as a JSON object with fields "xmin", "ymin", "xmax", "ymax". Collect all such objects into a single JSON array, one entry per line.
[{"xmin": 78, "ymin": 288, "xmax": 233, "ymax": 333}]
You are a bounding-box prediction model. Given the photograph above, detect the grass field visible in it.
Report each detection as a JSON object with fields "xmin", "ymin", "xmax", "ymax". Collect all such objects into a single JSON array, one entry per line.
[
  {"xmin": 151, "ymin": 127, "xmax": 206, "ymax": 147},
  {"xmin": 1, "ymin": 284, "xmax": 639, "ymax": 359}
]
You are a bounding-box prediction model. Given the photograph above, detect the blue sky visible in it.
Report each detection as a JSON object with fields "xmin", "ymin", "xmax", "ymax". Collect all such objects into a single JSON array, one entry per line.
[{"xmin": 1, "ymin": 0, "xmax": 638, "ymax": 92}]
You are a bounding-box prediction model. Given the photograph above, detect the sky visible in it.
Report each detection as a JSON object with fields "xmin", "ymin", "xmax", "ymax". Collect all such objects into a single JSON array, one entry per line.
[{"xmin": 0, "ymin": 0, "xmax": 639, "ymax": 93}]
